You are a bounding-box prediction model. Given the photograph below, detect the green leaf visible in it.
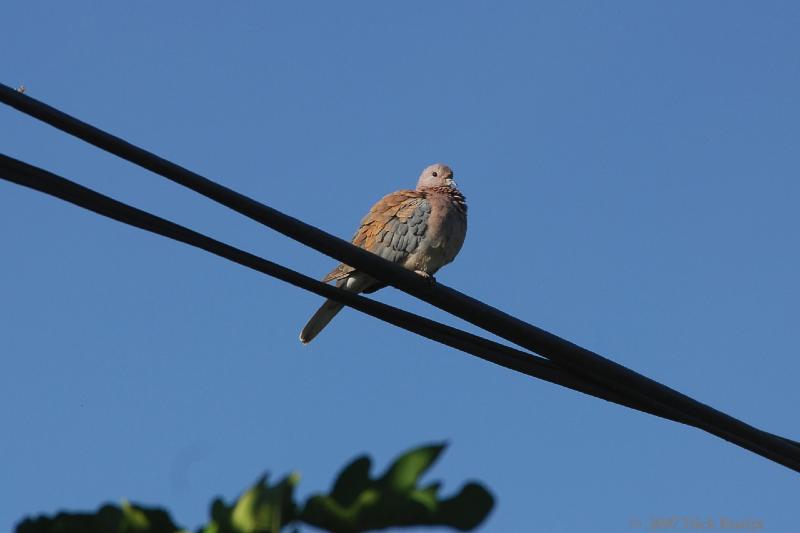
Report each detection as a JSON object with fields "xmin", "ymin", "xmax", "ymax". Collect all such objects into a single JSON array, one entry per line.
[
  {"xmin": 302, "ymin": 488, "xmax": 380, "ymax": 533},
  {"xmin": 410, "ymin": 482, "xmax": 441, "ymax": 511},
  {"xmin": 120, "ymin": 500, "xmax": 151, "ymax": 532},
  {"xmin": 201, "ymin": 472, "xmax": 299, "ymax": 533},
  {"xmin": 329, "ymin": 456, "xmax": 372, "ymax": 507},
  {"xmin": 299, "ymin": 443, "xmax": 494, "ymax": 532},
  {"xmin": 380, "ymin": 443, "xmax": 446, "ymax": 493}
]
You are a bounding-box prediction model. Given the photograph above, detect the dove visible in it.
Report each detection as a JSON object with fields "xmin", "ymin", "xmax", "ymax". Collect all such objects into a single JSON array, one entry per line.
[{"xmin": 299, "ymin": 163, "xmax": 467, "ymax": 343}]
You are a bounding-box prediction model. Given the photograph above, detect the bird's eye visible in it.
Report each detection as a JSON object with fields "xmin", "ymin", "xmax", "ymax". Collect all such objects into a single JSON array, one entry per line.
[{"xmin": 432, "ymin": 172, "xmax": 438, "ymax": 177}]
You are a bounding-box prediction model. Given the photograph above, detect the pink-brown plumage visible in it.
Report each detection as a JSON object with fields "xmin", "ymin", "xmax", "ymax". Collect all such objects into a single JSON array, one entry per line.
[{"xmin": 300, "ymin": 163, "xmax": 468, "ymax": 343}]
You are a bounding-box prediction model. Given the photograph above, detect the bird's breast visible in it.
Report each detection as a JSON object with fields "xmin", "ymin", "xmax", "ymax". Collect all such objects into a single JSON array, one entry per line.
[{"xmin": 407, "ymin": 190, "xmax": 467, "ymax": 274}]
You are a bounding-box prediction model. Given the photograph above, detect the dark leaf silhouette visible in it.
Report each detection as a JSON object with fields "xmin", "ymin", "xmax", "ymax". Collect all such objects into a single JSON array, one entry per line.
[
  {"xmin": 14, "ymin": 444, "xmax": 493, "ymax": 533},
  {"xmin": 301, "ymin": 443, "xmax": 494, "ymax": 532},
  {"xmin": 16, "ymin": 502, "xmax": 181, "ymax": 533}
]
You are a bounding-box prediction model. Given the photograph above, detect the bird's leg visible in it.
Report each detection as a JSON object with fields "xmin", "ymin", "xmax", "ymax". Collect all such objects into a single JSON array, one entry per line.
[{"xmin": 414, "ymin": 270, "xmax": 436, "ymax": 285}]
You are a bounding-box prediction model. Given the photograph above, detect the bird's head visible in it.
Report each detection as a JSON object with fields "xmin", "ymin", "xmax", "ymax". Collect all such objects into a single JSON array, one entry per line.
[{"xmin": 416, "ymin": 163, "xmax": 457, "ymax": 190}]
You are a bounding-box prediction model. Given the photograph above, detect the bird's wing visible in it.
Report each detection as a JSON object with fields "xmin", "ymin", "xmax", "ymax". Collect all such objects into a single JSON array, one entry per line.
[{"xmin": 321, "ymin": 190, "xmax": 431, "ymax": 283}]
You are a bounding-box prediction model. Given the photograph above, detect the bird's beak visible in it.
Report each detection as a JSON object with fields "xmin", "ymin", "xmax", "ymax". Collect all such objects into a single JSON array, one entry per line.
[{"xmin": 446, "ymin": 177, "xmax": 458, "ymax": 188}]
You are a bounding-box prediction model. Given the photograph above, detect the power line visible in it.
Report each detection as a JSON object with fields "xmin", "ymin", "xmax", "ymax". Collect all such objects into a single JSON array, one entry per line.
[
  {"xmin": 11, "ymin": 152, "xmax": 798, "ymax": 457},
  {"xmin": 0, "ymin": 152, "xmax": 695, "ymax": 424},
  {"xmin": 1, "ymin": 84, "xmax": 798, "ymax": 472}
]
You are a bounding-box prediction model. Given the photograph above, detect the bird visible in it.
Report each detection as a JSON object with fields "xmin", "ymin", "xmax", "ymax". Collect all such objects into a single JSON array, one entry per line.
[{"xmin": 299, "ymin": 163, "xmax": 468, "ymax": 343}]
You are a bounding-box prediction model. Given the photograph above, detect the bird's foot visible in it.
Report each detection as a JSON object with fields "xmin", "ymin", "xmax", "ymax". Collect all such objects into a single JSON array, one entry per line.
[{"xmin": 414, "ymin": 270, "xmax": 436, "ymax": 285}]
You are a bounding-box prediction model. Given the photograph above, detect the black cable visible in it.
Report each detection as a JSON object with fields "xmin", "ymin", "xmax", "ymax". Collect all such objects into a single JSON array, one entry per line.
[
  {"xmin": 2, "ymin": 84, "xmax": 798, "ymax": 472},
  {"xmin": 4, "ymin": 157, "xmax": 799, "ymax": 469},
  {"xmin": 0, "ymin": 152, "xmax": 701, "ymax": 426},
  {"xmin": 8, "ymin": 153, "xmax": 793, "ymax": 459}
]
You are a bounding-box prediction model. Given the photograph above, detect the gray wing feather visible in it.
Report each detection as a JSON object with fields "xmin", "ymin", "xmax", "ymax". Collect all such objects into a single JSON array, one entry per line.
[{"xmin": 374, "ymin": 198, "xmax": 430, "ymax": 263}]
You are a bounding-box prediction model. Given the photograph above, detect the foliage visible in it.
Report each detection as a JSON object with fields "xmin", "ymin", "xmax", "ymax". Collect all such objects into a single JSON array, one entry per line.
[
  {"xmin": 15, "ymin": 443, "xmax": 493, "ymax": 533},
  {"xmin": 16, "ymin": 501, "xmax": 183, "ymax": 533}
]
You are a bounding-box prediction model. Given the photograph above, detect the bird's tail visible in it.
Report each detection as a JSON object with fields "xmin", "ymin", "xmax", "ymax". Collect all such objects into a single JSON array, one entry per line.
[
  {"xmin": 299, "ymin": 299, "xmax": 345, "ymax": 344},
  {"xmin": 299, "ymin": 272, "xmax": 374, "ymax": 344}
]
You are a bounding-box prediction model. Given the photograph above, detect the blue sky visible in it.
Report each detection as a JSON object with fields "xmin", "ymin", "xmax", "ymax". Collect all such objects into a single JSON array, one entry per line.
[{"xmin": 2, "ymin": 1, "xmax": 799, "ymax": 531}]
